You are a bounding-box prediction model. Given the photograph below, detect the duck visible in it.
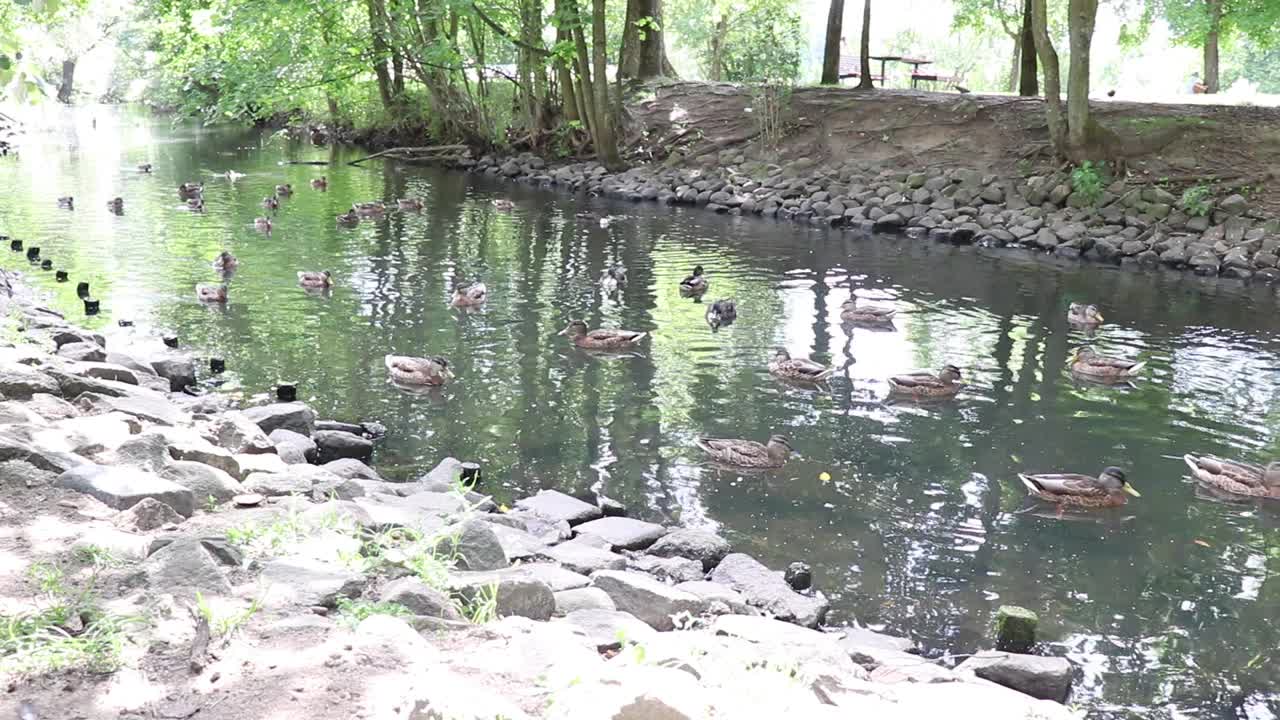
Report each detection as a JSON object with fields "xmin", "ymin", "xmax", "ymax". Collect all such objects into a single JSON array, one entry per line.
[
  {"xmin": 1070, "ymin": 347, "xmax": 1144, "ymax": 382},
  {"xmin": 696, "ymin": 434, "xmax": 792, "ymax": 469},
  {"xmin": 558, "ymin": 320, "xmax": 647, "ymax": 350},
  {"xmin": 336, "ymin": 210, "xmax": 360, "ymax": 225},
  {"xmin": 1018, "ymin": 467, "xmax": 1140, "ymax": 508},
  {"xmin": 451, "ymin": 279, "xmax": 488, "ymax": 307},
  {"xmin": 768, "ymin": 348, "xmax": 833, "ymax": 383},
  {"xmin": 254, "ymin": 217, "xmax": 273, "ymax": 232},
  {"xmin": 599, "ymin": 216, "xmax": 614, "ymax": 228},
  {"xmin": 888, "ymin": 364, "xmax": 963, "ymax": 399},
  {"xmin": 186, "ymin": 197, "xmax": 205, "ymax": 212},
  {"xmin": 1183, "ymin": 454, "xmax": 1280, "ymax": 499},
  {"xmin": 275, "ymin": 183, "xmax": 293, "ymax": 196},
  {"xmin": 196, "ymin": 283, "xmax": 228, "ymax": 303},
  {"xmin": 679, "ymin": 265, "xmax": 708, "ymax": 295},
  {"xmin": 397, "ymin": 198, "xmax": 424, "ymax": 210},
  {"xmin": 385, "ymin": 354, "xmax": 453, "ymax": 386},
  {"xmin": 137, "ymin": 163, "xmax": 153, "ymax": 173},
  {"xmin": 224, "ymin": 170, "xmax": 245, "ymax": 181},
  {"xmin": 1067, "ymin": 302, "xmax": 1104, "ymax": 326},
  {"xmin": 178, "ymin": 182, "xmax": 203, "ymax": 198},
  {"xmin": 491, "ymin": 199, "xmax": 515, "ymax": 211},
  {"xmin": 56, "ymin": 196, "xmax": 74, "ymax": 209},
  {"xmin": 706, "ymin": 299, "xmax": 737, "ymax": 329},
  {"xmin": 353, "ymin": 201, "xmax": 385, "ymax": 216},
  {"xmin": 106, "ymin": 197, "xmax": 124, "ymax": 213},
  {"xmin": 841, "ymin": 296, "xmax": 896, "ymax": 325},
  {"xmin": 297, "ymin": 271, "xmax": 333, "ymax": 289},
  {"xmin": 311, "ymin": 176, "xmax": 328, "ymax": 190},
  {"xmin": 600, "ymin": 264, "xmax": 628, "ymax": 291},
  {"xmin": 262, "ymin": 196, "xmax": 280, "ymax": 211},
  {"xmin": 213, "ymin": 251, "xmax": 238, "ymax": 272}
]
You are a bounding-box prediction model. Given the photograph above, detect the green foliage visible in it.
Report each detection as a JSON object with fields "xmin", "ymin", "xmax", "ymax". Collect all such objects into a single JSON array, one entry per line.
[
  {"xmin": 667, "ymin": 0, "xmax": 802, "ymax": 82},
  {"xmin": 1180, "ymin": 182, "xmax": 1213, "ymax": 217},
  {"xmin": 1070, "ymin": 161, "xmax": 1105, "ymax": 205},
  {"xmin": 195, "ymin": 592, "xmax": 261, "ymax": 639},
  {"xmin": 459, "ymin": 582, "xmax": 499, "ymax": 624},
  {"xmin": 334, "ymin": 597, "xmax": 410, "ymax": 627},
  {"xmin": 1158, "ymin": 0, "xmax": 1280, "ymax": 50}
]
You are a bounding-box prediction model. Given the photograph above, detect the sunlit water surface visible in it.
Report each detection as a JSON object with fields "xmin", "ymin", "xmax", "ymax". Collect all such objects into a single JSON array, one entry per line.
[{"xmin": 2, "ymin": 107, "xmax": 1279, "ymax": 719}]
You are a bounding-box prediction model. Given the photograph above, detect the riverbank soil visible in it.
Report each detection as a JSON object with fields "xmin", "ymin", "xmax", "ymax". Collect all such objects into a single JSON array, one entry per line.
[{"xmin": 627, "ymin": 83, "xmax": 1280, "ymax": 213}]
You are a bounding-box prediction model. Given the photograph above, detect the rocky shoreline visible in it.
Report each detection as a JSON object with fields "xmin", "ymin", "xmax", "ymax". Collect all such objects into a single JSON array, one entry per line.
[
  {"xmin": 426, "ymin": 149, "xmax": 1280, "ymax": 284},
  {"xmin": 0, "ymin": 268, "xmax": 1079, "ymax": 719}
]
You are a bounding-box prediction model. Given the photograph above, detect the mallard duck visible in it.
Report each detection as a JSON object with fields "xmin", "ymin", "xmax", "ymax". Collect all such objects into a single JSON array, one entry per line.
[
  {"xmin": 262, "ymin": 196, "xmax": 280, "ymax": 211},
  {"xmin": 275, "ymin": 183, "xmax": 293, "ymax": 196},
  {"xmin": 888, "ymin": 364, "xmax": 963, "ymax": 399},
  {"xmin": 137, "ymin": 163, "xmax": 153, "ymax": 173},
  {"xmin": 385, "ymin": 354, "xmax": 452, "ymax": 386},
  {"xmin": 178, "ymin": 182, "xmax": 203, "ymax": 198},
  {"xmin": 599, "ymin": 216, "xmax": 614, "ymax": 228},
  {"xmin": 106, "ymin": 197, "xmax": 124, "ymax": 213},
  {"xmin": 186, "ymin": 198, "xmax": 205, "ymax": 212},
  {"xmin": 769, "ymin": 349, "xmax": 833, "ymax": 383},
  {"xmin": 254, "ymin": 217, "xmax": 273, "ymax": 232},
  {"xmin": 451, "ymin": 279, "xmax": 487, "ymax": 307},
  {"xmin": 1070, "ymin": 347, "xmax": 1144, "ymax": 381},
  {"xmin": 354, "ymin": 201, "xmax": 385, "ymax": 216},
  {"xmin": 311, "ymin": 176, "xmax": 328, "ymax": 190},
  {"xmin": 224, "ymin": 170, "xmax": 245, "ymax": 181},
  {"xmin": 213, "ymin": 251, "xmax": 238, "ymax": 272},
  {"xmin": 696, "ymin": 434, "xmax": 792, "ymax": 469},
  {"xmin": 491, "ymin": 199, "xmax": 515, "ymax": 211},
  {"xmin": 558, "ymin": 320, "xmax": 647, "ymax": 350},
  {"xmin": 679, "ymin": 266, "xmax": 708, "ymax": 295},
  {"xmin": 336, "ymin": 210, "xmax": 360, "ymax": 225},
  {"xmin": 1183, "ymin": 455, "xmax": 1280, "ymax": 499},
  {"xmin": 297, "ymin": 271, "xmax": 333, "ymax": 289},
  {"xmin": 841, "ymin": 297, "xmax": 896, "ymax": 325},
  {"xmin": 397, "ymin": 198, "xmax": 424, "ymax": 210},
  {"xmin": 706, "ymin": 299, "xmax": 737, "ymax": 329},
  {"xmin": 1067, "ymin": 303, "xmax": 1104, "ymax": 326},
  {"xmin": 56, "ymin": 196, "xmax": 74, "ymax": 208},
  {"xmin": 600, "ymin": 264, "xmax": 628, "ymax": 291},
  {"xmin": 1019, "ymin": 467, "xmax": 1140, "ymax": 508},
  {"xmin": 196, "ymin": 283, "xmax": 228, "ymax": 303}
]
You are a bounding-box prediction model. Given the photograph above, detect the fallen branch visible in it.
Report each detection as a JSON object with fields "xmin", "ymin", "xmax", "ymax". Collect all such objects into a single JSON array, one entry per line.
[
  {"xmin": 282, "ymin": 160, "xmax": 330, "ymax": 166},
  {"xmin": 188, "ymin": 608, "xmax": 210, "ymax": 674},
  {"xmin": 348, "ymin": 145, "xmax": 468, "ymax": 166}
]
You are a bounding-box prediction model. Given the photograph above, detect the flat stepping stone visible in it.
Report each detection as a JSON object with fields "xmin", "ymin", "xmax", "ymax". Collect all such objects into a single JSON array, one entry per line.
[{"xmin": 574, "ymin": 517, "xmax": 668, "ymax": 550}]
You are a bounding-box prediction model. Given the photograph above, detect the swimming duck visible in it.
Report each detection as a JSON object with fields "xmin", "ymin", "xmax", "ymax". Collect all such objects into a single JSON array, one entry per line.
[
  {"xmin": 224, "ymin": 170, "xmax": 245, "ymax": 181},
  {"xmin": 254, "ymin": 217, "xmax": 273, "ymax": 232},
  {"xmin": 353, "ymin": 201, "xmax": 386, "ymax": 216},
  {"xmin": 297, "ymin": 271, "xmax": 333, "ymax": 289},
  {"xmin": 336, "ymin": 210, "xmax": 360, "ymax": 225},
  {"xmin": 706, "ymin": 299, "xmax": 737, "ymax": 329},
  {"xmin": 106, "ymin": 197, "xmax": 124, "ymax": 213},
  {"xmin": 696, "ymin": 434, "xmax": 792, "ymax": 469},
  {"xmin": 1018, "ymin": 467, "xmax": 1140, "ymax": 508},
  {"xmin": 768, "ymin": 348, "xmax": 833, "ymax": 383},
  {"xmin": 213, "ymin": 251, "xmax": 238, "ymax": 272},
  {"xmin": 841, "ymin": 296, "xmax": 896, "ymax": 325},
  {"xmin": 137, "ymin": 163, "xmax": 153, "ymax": 173},
  {"xmin": 492, "ymin": 199, "xmax": 516, "ymax": 211},
  {"xmin": 397, "ymin": 198, "xmax": 424, "ymax": 210},
  {"xmin": 1183, "ymin": 455, "xmax": 1280, "ymax": 499},
  {"xmin": 600, "ymin": 264, "xmax": 628, "ymax": 291},
  {"xmin": 451, "ymin": 279, "xmax": 488, "ymax": 307},
  {"xmin": 311, "ymin": 176, "xmax": 328, "ymax": 190},
  {"xmin": 599, "ymin": 216, "xmax": 614, "ymax": 228},
  {"xmin": 196, "ymin": 283, "xmax": 228, "ymax": 303},
  {"xmin": 1070, "ymin": 347, "xmax": 1144, "ymax": 382},
  {"xmin": 558, "ymin": 320, "xmax": 647, "ymax": 350},
  {"xmin": 1067, "ymin": 303, "xmax": 1104, "ymax": 326},
  {"xmin": 56, "ymin": 196, "xmax": 74, "ymax": 209},
  {"xmin": 385, "ymin": 354, "xmax": 453, "ymax": 386},
  {"xmin": 186, "ymin": 198, "xmax": 205, "ymax": 212},
  {"xmin": 275, "ymin": 183, "xmax": 293, "ymax": 196},
  {"xmin": 178, "ymin": 182, "xmax": 203, "ymax": 199},
  {"xmin": 679, "ymin": 266, "xmax": 709, "ymax": 295},
  {"xmin": 262, "ymin": 196, "xmax": 280, "ymax": 211},
  {"xmin": 888, "ymin": 364, "xmax": 963, "ymax": 399}
]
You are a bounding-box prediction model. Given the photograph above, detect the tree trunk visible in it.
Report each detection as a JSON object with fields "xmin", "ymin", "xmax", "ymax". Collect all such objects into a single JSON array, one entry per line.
[
  {"xmin": 1030, "ymin": 0, "xmax": 1064, "ymax": 153},
  {"xmin": 590, "ymin": 0, "xmax": 622, "ymax": 168},
  {"xmin": 1204, "ymin": 0, "xmax": 1221, "ymax": 93},
  {"xmin": 1008, "ymin": 35, "xmax": 1021, "ymax": 93},
  {"xmin": 709, "ymin": 16, "xmax": 727, "ymax": 81},
  {"xmin": 1065, "ymin": 0, "xmax": 1097, "ymax": 154},
  {"xmin": 57, "ymin": 59, "xmax": 76, "ymax": 104},
  {"xmin": 1019, "ymin": 0, "xmax": 1039, "ymax": 96},
  {"xmin": 618, "ymin": 0, "xmax": 675, "ymax": 81},
  {"xmin": 572, "ymin": 19, "xmax": 597, "ymax": 141},
  {"xmin": 856, "ymin": 0, "xmax": 873, "ymax": 90},
  {"xmin": 553, "ymin": 0, "xmax": 579, "ymax": 122},
  {"xmin": 366, "ymin": 0, "xmax": 395, "ymax": 109},
  {"xmin": 820, "ymin": 0, "xmax": 844, "ymax": 84}
]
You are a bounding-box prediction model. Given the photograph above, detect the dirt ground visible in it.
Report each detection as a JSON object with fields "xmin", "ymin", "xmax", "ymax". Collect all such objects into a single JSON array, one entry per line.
[{"xmin": 627, "ymin": 82, "xmax": 1280, "ymax": 214}]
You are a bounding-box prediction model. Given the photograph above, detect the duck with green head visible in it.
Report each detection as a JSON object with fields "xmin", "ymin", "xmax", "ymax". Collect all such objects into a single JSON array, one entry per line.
[
  {"xmin": 679, "ymin": 265, "xmax": 708, "ymax": 296},
  {"xmin": 1019, "ymin": 467, "xmax": 1140, "ymax": 508}
]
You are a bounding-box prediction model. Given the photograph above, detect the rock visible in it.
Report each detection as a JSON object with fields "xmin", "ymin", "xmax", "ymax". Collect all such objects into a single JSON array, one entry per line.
[
  {"xmin": 995, "ymin": 605, "xmax": 1038, "ymax": 653},
  {"xmin": 0, "ymin": 365, "xmax": 60, "ymax": 399},
  {"xmin": 482, "ymin": 520, "xmax": 550, "ymax": 560},
  {"xmin": 674, "ymin": 581, "xmax": 755, "ymax": 615},
  {"xmin": 562, "ymin": 609, "xmax": 658, "ymax": 651},
  {"xmin": 0, "ymin": 459, "xmax": 55, "ymax": 489},
  {"xmin": 379, "ymin": 577, "xmax": 463, "ymax": 620},
  {"xmin": 955, "ymin": 651, "xmax": 1073, "ymax": 702},
  {"xmin": 57, "ymin": 464, "xmax": 196, "ymax": 516},
  {"xmin": 165, "ymin": 432, "xmax": 240, "ymax": 477},
  {"xmin": 575, "ymin": 516, "xmax": 668, "ymax": 550},
  {"xmin": 646, "ymin": 528, "xmax": 731, "ymax": 571},
  {"xmin": 590, "ymin": 570, "xmax": 707, "ymax": 630},
  {"xmin": 234, "ymin": 452, "xmax": 291, "ymax": 479},
  {"xmin": 72, "ymin": 527, "xmax": 153, "ymax": 562},
  {"xmin": 25, "ymin": 393, "xmax": 79, "ymax": 420},
  {"xmin": 709, "ymin": 553, "xmax": 829, "ymax": 628},
  {"xmin": 161, "ymin": 461, "xmax": 243, "ymax": 502},
  {"xmin": 52, "ymin": 329, "xmax": 104, "ymax": 349},
  {"xmin": 545, "ymin": 666, "xmax": 709, "ymax": 720},
  {"xmin": 838, "ymin": 627, "xmax": 918, "ymax": 669},
  {"xmin": 554, "ymin": 587, "xmax": 617, "ymax": 615},
  {"xmin": 515, "ymin": 489, "xmax": 603, "ymax": 526},
  {"xmin": 508, "ymin": 563, "xmax": 591, "ymax": 592},
  {"xmin": 57, "ymin": 341, "xmax": 107, "ymax": 363},
  {"xmin": 353, "ymin": 614, "xmax": 440, "ymax": 669},
  {"xmin": 445, "ymin": 519, "xmax": 510, "ymax": 571},
  {"xmin": 545, "ymin": 537, "xmax": 628, "ymax": 575},
  {"xmin": 114, "ymin": 497, "xmax": 184, "ymax": 532},
  {"xmin": 209, "ymin": 412, "xmax": 275, "ymax": 454},
  {"xmin": 76, "ymin": 390, "xmax": 183, "ymax": 426},
  {"xmin": 784, "ymin": 562, "xmax": 812, "ymax": 591},
  {"xmin": 242, "ymin": 402, "xmax": 316, "ymax": 436},
  {"xmin": 1219, "ymin": 193, "xmax": 1247, "ymax": 215},
  {"xmin": 0, "ymin": 428, "xmax": 87, "ymax": 473},
  {"xmin": 312, "ymin": 429, "xmax": 373, "ymax": 463},
  {"xmin": 260, "ymin": 556, "xmax": 365, "ymax": 608},
  {"xmin": 710, "ymin": 614, "xmax": 863, "ymax": 674},
  {"xmin": 627, "ymin": 555, "xmax": 704, "ymax": 583},
  {"xmin": 1033, "ymin": 229, "xmax": 1059, "ymax": 249},
  {"xmin": 243, "ymin": 471, "xmax": 313, "ymax": 497},
  {"xmin": 143, "ymin": 538, "xmax": 236, "ymax": 595},
  {"xmin": 70, "ymin": 361, "xmax": 141, "ymax": 386},
  {"xmin": 269, "ymin": 428, "xmax": 316, "ymax": 463},
  {"xmin": 449, "ymin": 572, "xmax": 555, "ymax": 621},
  {"xmin": 150, "ymin": 356, "xmax": 196, "ymax": 392},
  {"xmin": 318, "ymin": 458, "xmax": 381, "ymax": 481}
]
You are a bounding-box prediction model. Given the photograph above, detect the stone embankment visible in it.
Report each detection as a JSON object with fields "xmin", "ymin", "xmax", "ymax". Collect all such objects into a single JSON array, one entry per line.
[{"xmin": 0, "ymin": 268, "xmax": 1077, "ymax": 719}]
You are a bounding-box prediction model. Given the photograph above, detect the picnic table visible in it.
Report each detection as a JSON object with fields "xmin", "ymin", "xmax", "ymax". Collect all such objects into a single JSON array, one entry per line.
[{"xmin": 837, "ymin": 54, "xmax": 955, "ymax": 90}]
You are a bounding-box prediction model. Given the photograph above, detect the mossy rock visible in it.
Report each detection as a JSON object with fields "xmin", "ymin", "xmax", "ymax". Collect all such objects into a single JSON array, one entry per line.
[{"xmin": 994, "ymin": 605, "xmax": 1038, "ymax": 653}]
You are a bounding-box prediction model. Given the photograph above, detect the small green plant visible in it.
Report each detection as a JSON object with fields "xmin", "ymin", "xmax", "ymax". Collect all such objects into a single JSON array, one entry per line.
[
  {"xmin": 334, "ymin": 598, "xmax": 410, "ymax": 627},
  {"xmin": 749, "ymin": 82, "xmax": 793, "ymax": 150},
  {"xmin": 225, "ymin": 506, "xmax": 347, "ymax": 559},
  {"xmin": 204, "ymin": 494, "xmax": 220, "ymax": 513},
  {"xmin": 194, "ymin": 592, "xmax": 261, "ymax": 639},
  {"xmin": 1070, "ymin": 161, "xmax": 1105, "ymax": 205},
  {"xmin": 1179, "ymin": 182, "xmax": 1213, "ymax": 217},
  {"xmin": 460, "ymin": 582, "xmax": 499, "ymax": 624}
]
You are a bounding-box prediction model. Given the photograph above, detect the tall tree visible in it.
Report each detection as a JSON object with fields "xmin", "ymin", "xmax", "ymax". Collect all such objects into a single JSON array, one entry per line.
[
  {"xmin": 1203, "ymin": 0, "xmax": 1222, "ymax": 92},
  {"xmin": 856, "ymin": 0, "xmax": 873, "ymax": 90},
  {"xmin": 1161, "ymin": 0, "xmax": 1280, "ymax": 95},
  {"xmin": 619, "ymin": 0, "xmax": 676, "ymax": 80},
  {"xmin": 590, "ymin": 0, "xmax": 622, "ymax": 168},
  {"xmin": 820, "ymin": 0, "xmax": 844, "ymax": 84},
  {"xmin": 1029, "ymin": 0, "xmax": 1065, "ymax": 152},
  {"xmin": 1064, "ymin": 0, "xmax": 1097, "ymax": 152},
  {"xmin": 1018, "ymin": 0, "xmax": 1038, "ymax": 95}
]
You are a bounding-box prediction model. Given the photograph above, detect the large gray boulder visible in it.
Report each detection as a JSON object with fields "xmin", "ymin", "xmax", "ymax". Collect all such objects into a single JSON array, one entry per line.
[
  {"xmin": 646, "ymin": 528, "xmax": 731, "ymax": 570},
  {"xmin": 164, "ymin": 430, "xmax": 240, "ymax": 477},
  {"xmin": 160, "ymin": 461, "xmax": 243, "ymax": 503},
  {"xmin": 208, "ymin": 412, "xmax": 275, "ymax": 454},
  {"xmin": 150, "ymin": 356, "xmax": 196, "ymax": 392},
  {"xmin": 233, "ymin": 452, "xmax": 291, "ymax": 479},
  {"xmin": 554, "ymin": 587, "xmax": 617, "ymax": 615},
  {"xmin": 590, "ymin": 570, "xmax": 707, "ymax": 630},
  {"xmin": 68, "ymin": 361, "xmax": 141, "ymax": 386},
  {"xmin": 260, "ymin": 556, "xmax": 365, "ymax": 608},
  {"xmin": 143, "ymin": 538, "xmax": 236, "ymax": 595},
  {"xmin": 508, "ymin": 563, "xmax": 591, "ymax": 592},
  {"xmin": 445, "ymin": 519, "xmax": 510, "ymax": 571},
  {"xmin": 269, "ymin": 428, "xmax": 316, "ymax": 464},
  {"xmin": 561, "ymin": 609, "xmax": 658, "ymax": 651},
  {"xmin": 379, "ymin": 577, "xmax": 463, "ymax": 621},
  {"xmin": 0, "ymin": 401, "xmax": 47, "ymax": 425},
  {"xmin": 115, "ymin": 497, "xmax": 184, "ymax": 532},
  {"xmin": 627, "ymin": 555, "xmax": 704, "ymax": 583},
  {"xmin": 312, "ymin": 429, "xmax": 373, "ymax": 463},
  {"xmin": 25, "ymin": 393, "xmax": 79, "ymax": 420},
  {"xmin": 76, "ymin": 391, "xmax": 183, "ymax": 425},
  {"xmin": 515, "ymin": 489, "xmax": 602, "ymax": 525},
  {"xmin": 574, "ymin": 516, "xmax": 668, "ymax": 550},
  {"xmin": 709, "ymin": 553, "xmax": 829, "ymax": 628},
  {"xmin": 544, "ymin": 536, "xmax": 628, "ymax": 575},
  {"xmin": 674, "ymin": 581, "xmax": 755, "ymax": 615},
  {"xmin": 0, "ymin": 428, "xmax": 87, "ymax": 473},
  {"xmin": 56, "ymin": 341, "xmax": 106, "ymax": 363},
  {"xmin": 0, "ymin": 365, "xmax": 60, "ymax": 399},
  {"xmin": 449, "ymin": 571, "xmax": 555, "ymax": 621},
  {"xmin": 242, "ymin": 402, "xmax": 316, "ymax": 436},
  {"xmin": 243, "ymin": 471, "xmax": 313, "ymax": 497},
  {"xmin": 57, "ymin": 464, "xmax": 196, "ymax": 516},
  {"xmin": 838, "ymin": 627, "xmax": 918, "ymax": 669},
  {"xmin": 321, "ymin": 458, "xmax": 383, "ymax": 481},
  {"xmin": 955, "ymin": 651, "xmax": 1074, "ymax": 702}
]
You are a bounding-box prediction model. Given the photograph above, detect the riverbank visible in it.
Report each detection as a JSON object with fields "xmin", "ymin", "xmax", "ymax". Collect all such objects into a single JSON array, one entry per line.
[{"xmin": 0, "ymin": 268, "xmax": 1080, "ymax": 719}]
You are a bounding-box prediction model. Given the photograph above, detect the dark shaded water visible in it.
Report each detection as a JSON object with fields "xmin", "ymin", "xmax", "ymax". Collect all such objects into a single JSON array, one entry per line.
[{"xmin": 2, "ymin": 107, "xmax": 1280, "ymax": 718}]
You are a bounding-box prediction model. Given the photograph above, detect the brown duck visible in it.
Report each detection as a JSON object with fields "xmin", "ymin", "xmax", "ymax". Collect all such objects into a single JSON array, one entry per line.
[
  {"xmin": 1184, "ymin": 455, "xmax": 1280, "ymax": 499},
  {"xmin": 696, "ymin": 434, "xmax": 792, "ymax": 469},
  {"xmin": 888, "ymin": 365, "xmax": 962, "ymax": 399},
  {"xmin": 558, "ymin": 320, "xmax": 647, "ymax": 350}
]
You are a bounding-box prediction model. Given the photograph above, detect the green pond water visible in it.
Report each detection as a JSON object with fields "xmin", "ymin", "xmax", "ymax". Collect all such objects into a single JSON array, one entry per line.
[{"xmin": 1, "ymin": 106, "xmax": 1279, "ymax": 719}]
